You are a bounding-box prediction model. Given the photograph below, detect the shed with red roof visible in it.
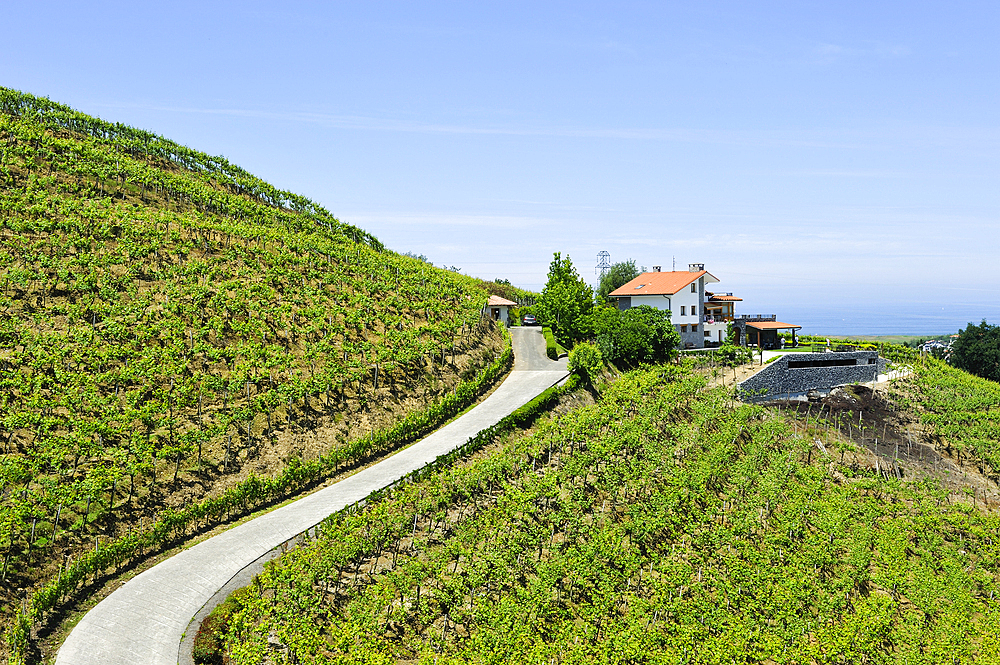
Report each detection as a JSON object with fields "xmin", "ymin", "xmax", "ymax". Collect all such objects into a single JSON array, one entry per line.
[{"xmin": 486, "ymin": 295, "xmax": 517, "ymax": 326}]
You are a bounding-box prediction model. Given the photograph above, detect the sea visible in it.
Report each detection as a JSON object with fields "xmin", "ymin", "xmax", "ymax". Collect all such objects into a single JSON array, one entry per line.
[{"xmin": 762, "ymin": 302, "xmax": 1000, "ymax": 339}]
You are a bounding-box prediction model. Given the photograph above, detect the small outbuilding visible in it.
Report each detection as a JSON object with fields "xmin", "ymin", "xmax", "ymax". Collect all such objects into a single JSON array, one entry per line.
[
  {"xmin": 732, "ymin": 316, "xmax": 801, "ymax": 350},
  {"xmin": 486, "ymin": 295, "xmax": 517, "ymax": 325}
]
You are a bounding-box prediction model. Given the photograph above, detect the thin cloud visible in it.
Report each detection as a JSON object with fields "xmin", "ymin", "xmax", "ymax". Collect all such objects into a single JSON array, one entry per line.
[
  {"xmin": 94, "ymin": 102, "xmax": 870, "ymax": 149},
  {"xmin": 343, "ymin": 212, "xmax": 542, "ymax": 229},
  {"xmin": 93, "ymin": 102, "xmax": 999, "ymax": 153},
  {"xmin": 811, "ymin": 40, "xmax": 911, "ymax": 63}
]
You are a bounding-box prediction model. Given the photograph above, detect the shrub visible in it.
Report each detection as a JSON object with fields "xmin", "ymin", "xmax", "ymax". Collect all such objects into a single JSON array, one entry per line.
[
  {"xmin": 594, "ymin": 305, "xmax": 680, "ymax": 367},
  {"xmin": 717, "ymin": 341, "xmax": 753, "ymax": 366},
  {"xmin": 542, "ymin": 327, "xmax": 558, "ymax": 360},
  {"xmin": 568, "ymin": 342, "xmax": 603, "ymax": 383},
  {"xmin": 711, "ymin": 322, "xmax": 752, "ymax": 366},
  {"xmin": 192, "ymin": 612, "xmax": 225, "ymax": 664},
  {"xmin": 193, "ymin": 588, "xmax": 251, "ymax": 663}
]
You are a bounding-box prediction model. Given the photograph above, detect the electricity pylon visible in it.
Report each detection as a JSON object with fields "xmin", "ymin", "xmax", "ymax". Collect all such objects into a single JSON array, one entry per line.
[{"xmin": 596, "ymin": 251, "xmax": 611, "ymax": 277}]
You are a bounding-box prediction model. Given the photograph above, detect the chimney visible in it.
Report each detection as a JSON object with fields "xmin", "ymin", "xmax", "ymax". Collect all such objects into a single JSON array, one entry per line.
[
  {"xmin": 652, "ymin": 265, "xmax": 661, "ymax": 272},
  {"xmin": 688, "ymin": 263, "xmax": 704, "ymax": 272}
]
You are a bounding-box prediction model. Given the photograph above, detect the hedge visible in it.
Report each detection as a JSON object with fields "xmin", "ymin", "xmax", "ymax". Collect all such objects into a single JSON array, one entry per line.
[{"xmin": 542, "ymin": 326, "xmax": 558, "ymax": 360}]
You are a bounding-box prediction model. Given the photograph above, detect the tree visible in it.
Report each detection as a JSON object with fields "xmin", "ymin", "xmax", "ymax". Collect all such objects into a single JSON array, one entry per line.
[
  {"xmin": 596, "ymin": 260, "xmax": 640, "ymax": 303},
  {"xmin": 537, "ymin": 253, "xmax": 593, "ymax": 345},
  {"xmin": 594, "ymin": 305, "xmax": 680, "ymax": 367},
  {"xmin": 567, "ymin": 342, "xmax": 603, "ymax": 385},
  {"xmin": 950, "ymin": 320, "xmax": 1000, "ymax": 382},
  {"xmin": 717, "ymin": 322, "xmax": 753, "ymax": 366}
]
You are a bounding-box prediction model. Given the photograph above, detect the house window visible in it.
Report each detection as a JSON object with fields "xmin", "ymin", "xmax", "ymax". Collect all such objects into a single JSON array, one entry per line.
[
  {"xmin": 691, "ymin": 283, "xmax": 697, "ymax": 293},
  {"xmin": 680, "ymin": 306, "xmax": 686, "ymax": 316},
  {"xmin": 691, "ymin": 305, "xmax": 696, "ymax": 316},
  {"xmin": 680, "ymin": 325, "xmax": 687, "ymax": 332},
  {"xmin": 704, "ymin": 330, "xmax": 711, "ymax": 337}
]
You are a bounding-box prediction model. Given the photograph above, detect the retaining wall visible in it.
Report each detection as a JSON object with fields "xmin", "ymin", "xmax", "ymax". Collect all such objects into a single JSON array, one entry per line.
[{"xmin": 737, "ymin": 351, "xmax": 887, "ymax": 401}]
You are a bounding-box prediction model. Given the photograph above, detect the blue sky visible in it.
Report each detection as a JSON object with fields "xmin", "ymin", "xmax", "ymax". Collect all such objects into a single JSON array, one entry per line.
[{"xmin": 4, "ymin": 1, "xmax": 999, "ymax": 334}]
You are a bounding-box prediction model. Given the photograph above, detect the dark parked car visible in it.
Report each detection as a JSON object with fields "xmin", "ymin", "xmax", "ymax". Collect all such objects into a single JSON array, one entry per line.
[{"xmin": 522, "ymin": 314, "xmax": 537, "ymax": 326}]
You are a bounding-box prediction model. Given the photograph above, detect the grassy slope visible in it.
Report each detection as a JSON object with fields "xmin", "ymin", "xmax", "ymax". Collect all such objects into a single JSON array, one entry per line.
[
  {"xmin": 0, "ymin": 89, "xmax": 507, "ymax": 653},
  {"xmin": 216, "ymin": 363, "xmax": 1000, "ymax": 664}
]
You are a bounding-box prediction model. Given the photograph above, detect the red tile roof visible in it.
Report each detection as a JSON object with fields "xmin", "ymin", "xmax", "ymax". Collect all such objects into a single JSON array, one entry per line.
[
  {"xmin": 707, "ymin": 294, "xmax": 742, "ymax": 302},
  {"xmin": 487, "ymin": 295, "xmax": 518, "ymax": 307},
  {"xmin": 609, "ymin": 270, "xmax": 719, "ymax": 297}
]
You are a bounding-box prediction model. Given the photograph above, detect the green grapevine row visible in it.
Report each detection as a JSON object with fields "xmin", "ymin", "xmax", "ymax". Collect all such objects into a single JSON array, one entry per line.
[
  {"xmin": 215, "ymin": 366, "xmax": 999, "ymax": 664},
  {"xmin": 4, "ymin": 328, "xmax": 513, "ymax": 664},
  {"xmin": 888, "ymin": 357, "xmax": 1000, "ymax": 478},
  {"xmin": 0, "ymin": 88, "xmax": 513, "ymax": 660}
]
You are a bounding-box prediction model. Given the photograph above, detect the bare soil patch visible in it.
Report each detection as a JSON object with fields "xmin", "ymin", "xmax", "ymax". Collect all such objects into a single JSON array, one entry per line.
[{"xmin": 763, "ymin": 384, "xmax": 1000, "ymax": 511}]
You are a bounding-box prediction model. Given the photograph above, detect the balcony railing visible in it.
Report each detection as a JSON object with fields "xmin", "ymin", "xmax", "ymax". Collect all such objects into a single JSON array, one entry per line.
[{"xmin": 735, "ymin": 314, "xmax": 776, "ymax": 322}]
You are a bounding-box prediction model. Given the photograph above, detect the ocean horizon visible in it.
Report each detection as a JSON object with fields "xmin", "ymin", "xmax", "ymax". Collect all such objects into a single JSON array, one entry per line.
[{"xmin": 769, "ymin": 303, "xmax": 1000, "ymax": 338}]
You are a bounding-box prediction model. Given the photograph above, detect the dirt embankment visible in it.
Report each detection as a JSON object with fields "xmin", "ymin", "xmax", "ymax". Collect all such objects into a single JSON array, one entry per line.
[{"xmin": 765, "ymin": 384, "xmax": 1000, "ymax": 511}]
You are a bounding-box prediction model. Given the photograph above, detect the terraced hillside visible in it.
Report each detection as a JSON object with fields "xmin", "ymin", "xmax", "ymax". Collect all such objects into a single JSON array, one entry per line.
[
  {"xmin": 207, "ymin": 362, "xmax": 1000, "ymax": 664},
  {"xmin": 0, "ymin": 89, "xmax": 507, "ymax": 658},
  {"xmin": 890, "ymin": 357, "xmax": 1000, "ymax": 480}
]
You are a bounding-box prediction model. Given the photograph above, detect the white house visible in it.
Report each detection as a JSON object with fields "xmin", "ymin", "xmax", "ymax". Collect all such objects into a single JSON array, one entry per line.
[
  {"xmin": 704, "ymin": 291, "xmax": 743, "ymax": 345},
  {"xmin": 486, "ymin": 295, "xmax": 517, "ymax": 325},
  {"xmin": 608, "ymin": 263, "xmax": 735, "ymax": 349}
]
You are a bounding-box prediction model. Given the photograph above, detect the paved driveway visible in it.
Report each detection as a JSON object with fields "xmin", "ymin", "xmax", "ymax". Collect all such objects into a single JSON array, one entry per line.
[
  {"xmin": 56, "ymin": 329, "xmax": 568, "ymax": 665},
  {"xmin": 512, "ymin": 325, "xmax": 568, "ymax": 371}
]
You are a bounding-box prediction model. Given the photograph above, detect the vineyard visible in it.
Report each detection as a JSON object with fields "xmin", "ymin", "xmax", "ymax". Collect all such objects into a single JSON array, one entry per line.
[
  {"xmin": 210, "ymin": 364, "xmax": 1000, "ymax": 664},
  {"xmin": 0, "ymin": 89, "xmax": 510, "ymax": 659},
  {"xmin": 5, "ymin": 86, "xmax": 1000, "ymax": 664},
  {"xmin": 888, "ymin": 357, "xmax": 1000, "ymax": 480}
]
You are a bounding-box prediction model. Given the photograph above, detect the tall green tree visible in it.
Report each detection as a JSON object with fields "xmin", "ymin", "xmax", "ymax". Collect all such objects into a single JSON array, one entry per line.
[
  {"xmin": 596, "ymin": 259, "xmax": 640, "ymax": 303},
  {"xmin": 537, "ymin": 253, "xmax": 593, "ymax": 345},
  {"xmin": 950, "ymin": 320, "xmax": 1000, "ymax": 382}
]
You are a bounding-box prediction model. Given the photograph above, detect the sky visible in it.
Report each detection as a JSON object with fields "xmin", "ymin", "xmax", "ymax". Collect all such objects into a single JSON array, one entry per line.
[{"xmin": 3, "ymin": 1, "xmax": 999, "ymax": 335}]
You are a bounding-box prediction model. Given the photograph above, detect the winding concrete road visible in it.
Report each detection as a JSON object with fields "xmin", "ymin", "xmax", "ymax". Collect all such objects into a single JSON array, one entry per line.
[{"xmin": 56, "ymin": 327, "xmax": 567, "ymax": 665}]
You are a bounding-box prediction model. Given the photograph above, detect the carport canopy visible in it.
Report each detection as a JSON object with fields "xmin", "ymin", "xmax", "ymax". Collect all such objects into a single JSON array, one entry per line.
[
  {"xmin": 746, "ymin": 320, "xmax": 802, "ymax": 346},
  {"xmin": 745, "ymin": 321, "xmax": 801, "ymax": 333}
]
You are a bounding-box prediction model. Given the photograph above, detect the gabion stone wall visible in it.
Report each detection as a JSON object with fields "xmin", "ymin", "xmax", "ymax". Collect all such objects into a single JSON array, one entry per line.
[{"xmin": 737, "ymin": 351, "xmax": 887, "ymax": 401}]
